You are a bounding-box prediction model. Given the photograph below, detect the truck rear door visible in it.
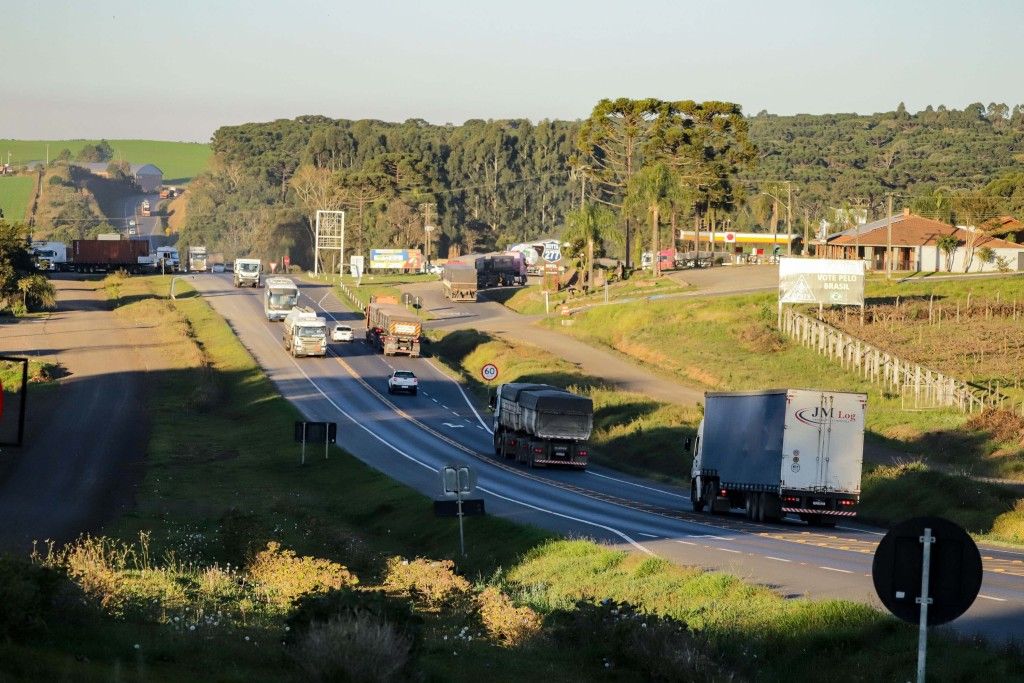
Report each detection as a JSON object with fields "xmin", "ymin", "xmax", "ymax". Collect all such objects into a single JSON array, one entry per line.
[{"xmin": 780, "ymin": 390, "xmax": 865, "ymax": 494}]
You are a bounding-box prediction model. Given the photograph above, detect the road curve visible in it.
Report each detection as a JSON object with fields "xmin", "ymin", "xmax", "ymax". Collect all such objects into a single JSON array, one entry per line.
[{"xmin": 191, "ymin": 273, "xmax": 1024, "ymax": 643}]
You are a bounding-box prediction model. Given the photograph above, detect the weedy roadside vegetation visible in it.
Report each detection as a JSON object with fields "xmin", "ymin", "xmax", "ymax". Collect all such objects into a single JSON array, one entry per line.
[{"xmin": 0, "ymin": 273, "xmax": 1019, "ymax": 681}]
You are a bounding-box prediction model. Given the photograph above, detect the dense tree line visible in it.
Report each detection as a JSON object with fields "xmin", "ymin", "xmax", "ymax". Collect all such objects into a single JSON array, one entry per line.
[{"xmin": 180, "ymin": 103, "xmax": 1024, "ymax": 267}]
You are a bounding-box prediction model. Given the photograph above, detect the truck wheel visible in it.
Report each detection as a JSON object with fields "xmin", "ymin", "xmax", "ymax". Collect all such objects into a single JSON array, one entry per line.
[
  {"xmin": 754, "ymin": 493, "xmax": 766, "ymax": 523},
  {"xmin": 704, "ymin": 482, "xmax": 720, "ymax": 515},
  {"xmin": 690, "ymin": 481, "xmax": 705, "ymax": 512},
  {"xmin": 493, "ymin": 431, "xmax": 502, "ymax": 456},
  {"xmin": 745, "ymin": 495, "xmax": 756, "ymax": 520}
]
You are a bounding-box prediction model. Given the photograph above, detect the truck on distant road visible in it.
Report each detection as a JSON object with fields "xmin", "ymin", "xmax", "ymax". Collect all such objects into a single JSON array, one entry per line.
[
  {"xmin": 31, "ymin": 241, "xmax": 68, "ymax": 271},
  {"xmin": 491, "ymin": 383, "xmax": 593, "ymax": 469},
  {"xmin": 365, "ymin": 297, "xmax": 421, "ymax": 357},
  {"xmin": 152, "ymin": 246, "xmax": 180, "ymax": 272},
  {"xmin": 187, "ymin": 246, "xmax": 208, "ymax": 272},
  {"xmin": 233, "ymin": 258, "xmax": 262, "ymax": 288},
  {"xmin": 70, "ymin": 239, "xmax": 151, "ymax": 273},
  {"xmin": 282, "ymin": 307, "xmax": 328, "ymax": 358},
  {"xmin": 441, "ymin": 264, "xmax": 478, "ymax": 302},
  {"xmin": 264, "ymin": 277, "xmax": 300, "ymax": 321},
  {"xmin": 140, "ymin": 199, "xmax": 152, "ymax": 217},
  {"xmin": 689, "ymin": 389, "xmax": 865, "ymax": 526}
]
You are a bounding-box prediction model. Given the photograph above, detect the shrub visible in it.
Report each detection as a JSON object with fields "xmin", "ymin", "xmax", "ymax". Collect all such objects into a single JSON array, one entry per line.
[
  {"xmin": 0, "ymin": 557, "xmax": 63, "ymax": 639},
  {"xmin": 383, "ymin": 557, "xmax": 471, "ymax": 609},
  {"xmin": 546, "ymin": 599, "xmax": 725, "ymax": 682},
  {"xmin": 292, "ymin": 612, "xmax": 412, "ymax": 683},
  {"xmin": 476, "ymin": 586, "xmax": 542, "ymax": 646},
  {"xmin": 248, "ymin": 542, "xmax": 357, "ymax": 608},
  {"xmin": 286, "ymin": 588, "xmax": 422, "ymax": 648},
  {"xmin": 217, "ymin": 509, "xmax": 267, "ymax": 565}
]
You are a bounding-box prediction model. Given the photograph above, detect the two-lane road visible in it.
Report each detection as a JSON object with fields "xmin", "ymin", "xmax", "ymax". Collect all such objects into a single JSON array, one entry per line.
[{"xmin": 190, "ymin": 274, "xmax": 1024, "ymax": 642}]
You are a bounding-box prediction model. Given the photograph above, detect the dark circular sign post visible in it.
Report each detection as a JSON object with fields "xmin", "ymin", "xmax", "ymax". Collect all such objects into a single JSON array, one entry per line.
[{"xmin": 872, "ymin": 516, "xmax": 982, "ymax": 683}]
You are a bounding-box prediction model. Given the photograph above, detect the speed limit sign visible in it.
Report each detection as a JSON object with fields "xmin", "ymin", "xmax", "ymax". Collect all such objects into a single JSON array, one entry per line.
[{"xmin": 481, "ymin": 363, "xmax": 499, "ymax": 382}]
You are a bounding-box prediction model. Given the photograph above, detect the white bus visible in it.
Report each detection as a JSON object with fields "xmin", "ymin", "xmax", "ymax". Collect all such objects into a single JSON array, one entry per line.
[{"xmin": 264, "ymin": 277, "xmax": 300, "ymax": 321}]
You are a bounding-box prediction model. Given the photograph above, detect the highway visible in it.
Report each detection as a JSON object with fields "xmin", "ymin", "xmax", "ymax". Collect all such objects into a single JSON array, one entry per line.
[{"xmin": 191, "ymin": 273, "xmax": 1024, "ymax": 642}]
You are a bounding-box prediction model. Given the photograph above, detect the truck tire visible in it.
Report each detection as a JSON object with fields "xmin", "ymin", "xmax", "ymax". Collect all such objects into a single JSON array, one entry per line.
[
  {"xmin": 690, "ymin": 481, "xmax": 705, "ymax": 512},
  {"xmin": 704, "ymin": 482, "xmax": 720, "ymax": 515},
  {"xmin": 754, "ymin": 493, "xmax": 766, "ymax": 523},
  {"xmin": 493, "ymin": 430, "xmax": 502, "ymax": 456},
  {"xmin": 745, "ymin": 494, "xmax": 757, "ymax": 520}
]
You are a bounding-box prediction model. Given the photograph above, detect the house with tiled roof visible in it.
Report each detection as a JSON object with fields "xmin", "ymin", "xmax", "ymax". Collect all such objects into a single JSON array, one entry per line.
[
  {"xmin": 818, "ymin": 209, "xmax": 1024, "ymax": 273},
  {"xmin": 980, "ymin": 215, "xmax": 1024, "ymax": 244}
]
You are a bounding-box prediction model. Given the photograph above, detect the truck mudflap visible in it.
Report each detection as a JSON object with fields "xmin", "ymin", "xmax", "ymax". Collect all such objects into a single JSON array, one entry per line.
[{"xmin": 521, "ymin": 439, "xmax": 588, "ymax": 469}]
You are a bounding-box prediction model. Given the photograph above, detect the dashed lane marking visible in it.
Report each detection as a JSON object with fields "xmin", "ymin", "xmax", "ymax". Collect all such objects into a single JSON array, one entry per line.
[
  {"xmin": 717, "ymin": 548, "xmax": 742, "ymax": 554},
  {"xmin": 978, "ymin": 594, "xmax": 1007, "ymax": 602},
  {"xmin": 766, "ymin": 556, "xmax": 792, "ymax": 563},
  {"xmin": 638, "ymin": 532, "xmax": 659, "ymax": 538},
  {"xmin": 820, "ymin": 566, "xmax": 853, "ymax": 574},
  {"xmin": 674, "ymin": 540, "xmax": 697, "ymax": 546}
]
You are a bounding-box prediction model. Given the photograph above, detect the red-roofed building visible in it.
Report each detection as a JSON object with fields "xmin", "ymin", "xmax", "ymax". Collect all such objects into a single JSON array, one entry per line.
[{"xmin": 818, "ymin": 209, "xmax": 1024, "ymax": 272}]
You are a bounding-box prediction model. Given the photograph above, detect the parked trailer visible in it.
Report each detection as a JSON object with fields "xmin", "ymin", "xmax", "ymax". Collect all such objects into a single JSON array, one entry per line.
[
  {"xmin": 442, "ymin": 264, "xmax": 478, "ymax": 302},
  {"xmin": 476, "ymin": 252, "xmax": 526, "ymax": 288},
  {"xmin": 365, "ymin": 298, "xmax": 421, "ymax": 357},
  {"xmin": 70, "ymin": 239, "xmax": 150, "ymax": 273},
  {"xmin": 491, "ymin": 383, "xmax": 593, "ymax": 469},
  {"xmin": 689, "ymin": 389, "xmax": 866, "ymax": 526}
]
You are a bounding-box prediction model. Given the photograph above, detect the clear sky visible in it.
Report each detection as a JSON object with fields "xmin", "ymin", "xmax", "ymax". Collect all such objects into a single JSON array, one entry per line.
[{"xmin": 2, "ymin": 0, "xmax": 1021, "ymax": 141}]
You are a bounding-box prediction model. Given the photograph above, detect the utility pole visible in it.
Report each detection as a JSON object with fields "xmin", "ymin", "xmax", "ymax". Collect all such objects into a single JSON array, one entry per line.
[
  {"xmin": 420, "ymin": 202, "xmax": 436, "ymax": 264},
  {"xmin": 804, "ymin": 207, "xmax": 811, "ymax": 257},
  {"xmin": 786, "ymin": 181, "xmax": 793, "ymax": 256},
  {"xmin": 886, "ymin": 193, "xmax": 894, "ymax": 280}
]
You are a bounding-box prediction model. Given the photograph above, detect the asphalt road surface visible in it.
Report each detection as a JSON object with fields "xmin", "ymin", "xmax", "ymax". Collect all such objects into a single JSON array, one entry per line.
[{"xmin": 191, "ymin": 272, "xmax": 1024, "ymax": 643}]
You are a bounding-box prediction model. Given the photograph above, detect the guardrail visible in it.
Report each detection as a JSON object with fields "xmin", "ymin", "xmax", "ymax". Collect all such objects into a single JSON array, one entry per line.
[{"xmin": 780, "ymin": 308, "xmax": 1013, "ymax": 414}]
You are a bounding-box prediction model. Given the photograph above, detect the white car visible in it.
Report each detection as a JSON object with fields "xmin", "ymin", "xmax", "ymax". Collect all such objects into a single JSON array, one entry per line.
[
  {"xmin": 212, "ymin": 263, "xmax": 225, "ymax": 273},
  {"xmin": 332, "ymin": 324, "xmax": 354, "ymax": 342},
  {"xmin": 387, "ymin": 370, "xmax": 418, "ymax": 395}
]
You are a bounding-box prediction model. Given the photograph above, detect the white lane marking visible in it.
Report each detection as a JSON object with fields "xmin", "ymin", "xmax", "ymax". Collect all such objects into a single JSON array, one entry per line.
[
  {"xmin": 442, "ymin": 423, "xmax": 465, "ymax": 429},
  {"xmin": 586, "ymin": 470, "xmax": 690, "ymax": 500},
  {"xmin": 689, "ymin": 534, "xmax": 729, "ymax": 541},
  {"xmin": 476, "ymin": 425, "xmax": 486, "ymax": 431},
  {"xmin": 637, "ymin": 532, "xmax": 659, "ymax": 538},
  {"xmin": 441, "ymin": 404, "xmax": 450, "ymax": 410},
  {"xmin": 837, "ymin": 525, "xmax": 885, "ymax": 537},
  {"xmin": 674, "ymin": 540, "xmax": 697, "ymax": 546},
  {"xmin": 766, "ymin": 556, "xmax": 792, "ymax": 563},
  {"xmin": 263, "ymin": 292, "xmax": 652, "ymax": 558},
  {"xmin": 717, "ymin": 548, "xmax": 742, "ymax": 554},
  {"xmin": 427, "ymin": 358, "xmax": 492, "ymax": 432},
  {"xmin": 819, "ymin": 566, "xmax": 853, "ymax": 574},
  {"xmin": 431, "ymin": 398, "xmax": 439, "ymax": 403},
  {"xmin": 478, "ymin": 485, "xmax": 654, "ymax": 557},
  {"xmin": 978, "ymin": 594, "xmax": 1006, "ymax": 602}
]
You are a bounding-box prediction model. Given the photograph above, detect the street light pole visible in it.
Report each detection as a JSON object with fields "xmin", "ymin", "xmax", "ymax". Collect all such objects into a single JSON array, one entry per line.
[{"xmin": 786, "ymin": 181, "xmax": 793, "ymax": 256}]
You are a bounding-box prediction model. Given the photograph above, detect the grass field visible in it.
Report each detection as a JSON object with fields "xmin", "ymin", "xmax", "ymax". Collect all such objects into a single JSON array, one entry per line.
[
  {"xmin": 0, "ymin": 139, "xmax": 212, "ymax": 184},
  {"xmin": 496, "ymin": 271, "xmax": 691, "ymax": 315},
  {"xmin": 0, "ymin": 176, "xmax": 34, "ymax": 221},
  {"xmin": 2, "ymin": 274, "xmax": 1018, "ymax": 681}
]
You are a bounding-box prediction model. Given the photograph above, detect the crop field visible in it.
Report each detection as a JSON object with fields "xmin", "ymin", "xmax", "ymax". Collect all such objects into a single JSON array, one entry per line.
[
  {"xmin": 825, "ymin": 275, "xmax": 1024, "ymax": 400},
  {"xmin": 0, "ymin": 139, "xmax": 212, "ymax": 183},
  {"xmin": 0, "ymin": 176, "xmax": 34, "ymax": 221}
]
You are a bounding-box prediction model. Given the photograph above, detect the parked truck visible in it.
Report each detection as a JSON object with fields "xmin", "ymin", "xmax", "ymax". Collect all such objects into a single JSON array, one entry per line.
[
  {"xmin": 441, "ymin": 264, "xmax": 478, "ymax": 302},
  {"xmin": 70, "ymin": 239, "xmax": 150, "ymax": 273},
  {"xmin": 264, "ymin": 277, "xmax": 300, "ymax": 321},
  {"xmin": 151, "ymin": 246, "xmax": 180, "ymax": 272},
  {"xmin": 188, "ymin": 245, "xmax": 208, "ymax": 272},
  {"xmin": 491, "ymin": 383, "xmax": 593, "ymax": 469},
  {"xmin": 365, "ymin": 297, "xmax": 421, "ymax": 357},
  {"xmin": 282, "ymin": 307, "xmax": 328, "ymax": 358},
  {"xmin": 233, "ymin": 258, "xmax": 262, "ymax": 288},
  {"xmin": 689, "ymin": 389, "xmax": 866, "ymax": 526}
]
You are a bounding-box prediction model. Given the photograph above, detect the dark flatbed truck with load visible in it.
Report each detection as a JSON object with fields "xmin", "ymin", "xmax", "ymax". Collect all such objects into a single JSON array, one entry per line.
[
  {"xmin": 491, "ymin": 383, "xmax": 593, "ymax": 469},
  {"xmin": 689, "ymin": 389, "xmax": 865, "ymax": 526},
  {"xmin": 365, "ymin": 297, "xmax": 422, "ymax": 357},
  {"xmin": 442, "ymin": 264, "xmax": 478, "ymax": 302}
]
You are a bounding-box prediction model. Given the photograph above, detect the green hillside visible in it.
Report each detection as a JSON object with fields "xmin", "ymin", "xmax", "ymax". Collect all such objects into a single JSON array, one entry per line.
[
  {"xmin": 0, "ymin": 139, "xmax": 212, "ymax": 183},
  {"xmin": 0, "ymin": 175, "xmax": 34, "ymax": 221}
]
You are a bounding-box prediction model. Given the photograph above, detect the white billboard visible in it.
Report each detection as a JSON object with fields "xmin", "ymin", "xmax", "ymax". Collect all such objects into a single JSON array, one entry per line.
[{"xmin": 779, "ymin": 258, "xmax": 865, "ymax": 306}]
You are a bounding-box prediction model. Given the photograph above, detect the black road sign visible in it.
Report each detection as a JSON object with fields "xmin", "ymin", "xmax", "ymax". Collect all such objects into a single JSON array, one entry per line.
[
  {"xmin": 872, "ymin": 516, "xmax": 982, "ymax": 626},
  {"xmin": 433, "ymin": 499, "xmax": 486, "ymax": 517},
  {"xmin": 294, "ymin": 421, "xmax": 337, "ymax": 444}
]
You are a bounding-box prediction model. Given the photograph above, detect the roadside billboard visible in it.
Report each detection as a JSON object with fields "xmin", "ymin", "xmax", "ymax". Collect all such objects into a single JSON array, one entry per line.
[
  {"xmin": 779, "ymin": 257, "xmax": 865, "ymax": 306},
  {"xmin": 369, "ymin": 248, "xmax": 424, "ymax": 271}
]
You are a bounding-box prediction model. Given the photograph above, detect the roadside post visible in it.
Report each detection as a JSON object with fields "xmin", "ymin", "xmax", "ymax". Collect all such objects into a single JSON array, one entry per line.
[
  {"xmin": 872, "ymin": 516, "xmax": 982, "ymax": 683},
  {"xmin": 293, "ymin": 421, "xmax": 337, "ymax": 466},
  {"xmin": 434, "ymin": 465, "xmax": 483, "ymax": 556},
  {"xmin": 481, "ymin": 363, "xmax": 499, "ymax": 409}
]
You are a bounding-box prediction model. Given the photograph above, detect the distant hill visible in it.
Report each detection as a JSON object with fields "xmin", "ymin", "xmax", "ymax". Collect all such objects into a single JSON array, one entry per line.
[{"xmin": 0, "ymin": 139, "xmax": 212, "ymax": 184}]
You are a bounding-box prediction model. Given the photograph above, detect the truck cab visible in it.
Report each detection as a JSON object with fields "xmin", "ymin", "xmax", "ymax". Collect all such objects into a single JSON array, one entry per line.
[
  {"xmin": 282, "ymin": 307, "xmax": 328, "ymax": 357},
  {"xmin": 233, "ymin": 258, "xmax": 262, "ymax": 288}
]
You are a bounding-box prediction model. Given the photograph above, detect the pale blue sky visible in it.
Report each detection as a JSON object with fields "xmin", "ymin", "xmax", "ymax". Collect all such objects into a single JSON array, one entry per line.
[{"xmin": 2, "ymin": 0, "xmax": 1021, "ymax": 141}]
